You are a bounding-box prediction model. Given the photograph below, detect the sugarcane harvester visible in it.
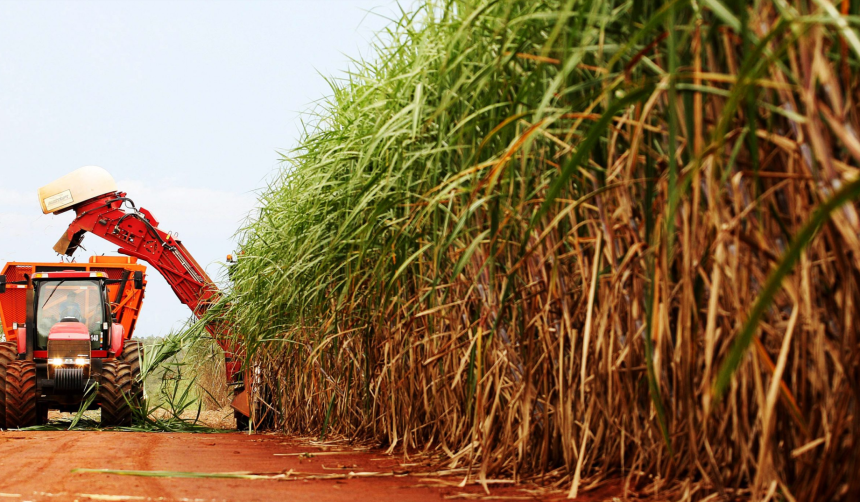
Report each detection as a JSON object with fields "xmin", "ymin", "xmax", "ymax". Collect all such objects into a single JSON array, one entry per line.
[{"xmin": 36, "ymin": 166, "xmax": 249, "ymax": 426}]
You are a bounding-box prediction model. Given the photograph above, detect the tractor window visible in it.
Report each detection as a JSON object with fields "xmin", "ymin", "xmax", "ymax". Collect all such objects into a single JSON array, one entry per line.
[{"xmin": 35, "ymin": 280, "xmax": 105, "ymax": 350}]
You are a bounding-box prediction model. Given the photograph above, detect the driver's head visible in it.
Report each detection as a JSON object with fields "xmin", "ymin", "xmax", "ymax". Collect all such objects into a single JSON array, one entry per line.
[{"xmin": 66, "ymin": 292, "xmax": 77, "ymax": 302}]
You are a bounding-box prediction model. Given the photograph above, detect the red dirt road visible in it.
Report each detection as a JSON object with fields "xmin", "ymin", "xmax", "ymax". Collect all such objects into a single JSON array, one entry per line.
[{"xmin": 0, "ymin": 431, "xmax": 573, "ymax": 502}]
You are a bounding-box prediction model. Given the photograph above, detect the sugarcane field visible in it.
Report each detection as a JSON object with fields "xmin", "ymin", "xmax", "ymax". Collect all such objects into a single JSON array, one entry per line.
[{"xmin": 1, "ymin": 0, "xmax": 859, "ymax": 501}]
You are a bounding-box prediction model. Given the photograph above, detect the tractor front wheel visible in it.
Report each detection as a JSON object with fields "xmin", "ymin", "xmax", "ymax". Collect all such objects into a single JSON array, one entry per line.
[
  {"xmin": 5, "ymin": 361, "xmax": 37, "ymax": 429},
  {"xmin": 98, "ymin": 361, "xmax": 133, "ymax": 427}
]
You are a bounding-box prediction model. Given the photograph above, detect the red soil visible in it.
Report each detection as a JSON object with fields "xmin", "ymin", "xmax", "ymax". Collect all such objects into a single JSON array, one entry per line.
[{"xmin": 0, "ymin": 430, "xmax": 617, "ymax": 501}]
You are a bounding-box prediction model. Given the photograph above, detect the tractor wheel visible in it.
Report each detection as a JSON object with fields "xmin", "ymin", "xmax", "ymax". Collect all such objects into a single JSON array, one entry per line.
[
  {"xmin": 119, "ymin": 340, "xmax": 144, "ymax": 405},
  {"xmin": 98, "ymin": 361, "xmax": 133, "ymax": 427},
  {"xmin": 119, "ymin": 340, "xmax": 142, "ymax": 379},
  {"xmin": 5, "ymin": 361, "xmax": 37, "ymax": 429},
  {"xmin": 0, "ymin": 342, "xmax": 18, "ymax": 428}
]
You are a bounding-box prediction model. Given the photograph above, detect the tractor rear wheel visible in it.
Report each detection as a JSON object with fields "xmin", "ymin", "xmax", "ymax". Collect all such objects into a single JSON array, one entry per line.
[
  {"xmin": 98, "ymin": 361, "xmax": 133, "ymax": 427},
  {"xmin": 119, "ymin": 340, "xmax": 144, "ymax": 404},
  {"xmin": 119, "ymin": 340, "xmax": 142, "ymax": 377},
  {"xmin": 0, "ymin": 342, "xmax": 18, "ymax": 428},
  {"xmin": 5, "ymin": 361, "xmax": 37, "ymax": 429}
]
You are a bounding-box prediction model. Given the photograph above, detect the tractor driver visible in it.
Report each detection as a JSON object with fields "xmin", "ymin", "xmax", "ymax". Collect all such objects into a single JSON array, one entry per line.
[{"xmin": 58, "ymin": 291, "xmax": 84, "ymax": 322}]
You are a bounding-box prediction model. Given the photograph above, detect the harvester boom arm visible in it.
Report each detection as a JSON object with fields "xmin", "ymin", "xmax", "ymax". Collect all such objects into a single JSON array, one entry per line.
[
  {"xmin": 55, "ymin": 191, "xmax": 240, "ymax": 380},
  {"xmin": 58, "ymin": 193, "xmax": 214, "ymax": 314}
]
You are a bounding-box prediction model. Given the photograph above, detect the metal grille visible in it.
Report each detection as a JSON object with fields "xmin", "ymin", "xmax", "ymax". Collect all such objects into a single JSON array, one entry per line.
[
  {"xmin": 47, "ymin": 339, "xmax": 91, "ymax": 359},
  {"xmin": 0, "ymin": 266, "xmax": 29, "ymax": 341},
  {"xmin": 5, "ymin": 265, "xmax": 30, "ymax": 282},
  {"xmin": 6, "ymin": 289, "xmax": 26, "ymax": 325},
  {"xmin": 1, "ymin": 266, "xmax": 33, "ymax": 333},
  {"xmin": 91, "ymin": 267, "xmax": 125, "ymax": 280},
  {"xmin": 55, "ymin": 367, "xmax": 85, "ymax": 391}
]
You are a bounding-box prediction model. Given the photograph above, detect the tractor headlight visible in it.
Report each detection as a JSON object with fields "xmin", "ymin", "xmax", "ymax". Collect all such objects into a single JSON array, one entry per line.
[
  {"xmin": 49, "ymin": 358, "xmax": 64, "ymax": 366},
  {"xmin": 74, "ymin": 357, "xmax": 90, "ymax": 366}
]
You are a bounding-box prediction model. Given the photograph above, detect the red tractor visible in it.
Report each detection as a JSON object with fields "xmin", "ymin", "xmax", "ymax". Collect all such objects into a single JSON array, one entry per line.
[{"xmin": 0, "ymin": 258, "xmax": 147, "ymax": 428}]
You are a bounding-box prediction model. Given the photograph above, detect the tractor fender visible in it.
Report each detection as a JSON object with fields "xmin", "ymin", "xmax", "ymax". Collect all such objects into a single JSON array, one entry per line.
[
  {"xmin": 110, "ymin": 324, "xmax": 125, "ymax": 355},
  {"xmin": 16, "ymin": 327, "xmax": 25, "ymax": 355}
]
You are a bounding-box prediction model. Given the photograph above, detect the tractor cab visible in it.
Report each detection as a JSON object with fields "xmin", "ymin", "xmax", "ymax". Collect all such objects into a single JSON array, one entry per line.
[
  {"xmin": 28, "ymin": 271, "xmax": 125, "ymax": 362},
  {"xmin": 36, "ymin": 275, "xmax": 106, "ymax": 350}
]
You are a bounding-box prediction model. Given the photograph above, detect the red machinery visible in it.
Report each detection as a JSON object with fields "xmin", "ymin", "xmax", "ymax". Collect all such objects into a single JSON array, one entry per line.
[
  {"xmin": 39, "ymin": 167, "xmax": 248, "ymax": 426},
  {"xmin": 0, "ymin": 261, "xmax": 147, "ymax": 427}
]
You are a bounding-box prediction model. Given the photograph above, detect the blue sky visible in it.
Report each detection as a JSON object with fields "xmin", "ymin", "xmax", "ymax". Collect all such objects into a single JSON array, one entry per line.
[{"xmin": 0, "ymin": 0, "xmax": 399, "ymax": 337}]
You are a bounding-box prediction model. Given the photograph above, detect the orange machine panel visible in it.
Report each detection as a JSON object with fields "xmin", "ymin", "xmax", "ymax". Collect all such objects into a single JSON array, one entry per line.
[{"xmin": 0, "ymin": 256, "xmax": 147, "ymax": 343}]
